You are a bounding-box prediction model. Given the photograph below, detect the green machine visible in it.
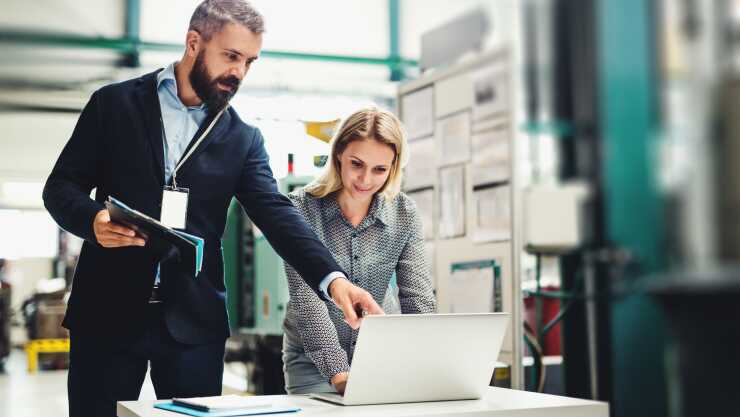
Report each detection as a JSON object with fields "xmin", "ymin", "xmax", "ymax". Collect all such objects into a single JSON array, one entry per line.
[
  {"xmin": 543, "ymin": 0, "xmax": 668, "ymax": 415},
  {"xmin": 251, "ymin": 174, "xmax": 314, "ymax": 335},
  {"xmin": 222, "ymin": 173, "xmax": 314, "ymax": 394}
]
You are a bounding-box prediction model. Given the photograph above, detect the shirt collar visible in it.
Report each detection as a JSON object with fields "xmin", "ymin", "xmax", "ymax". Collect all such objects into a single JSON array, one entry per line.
[
  {"xmin": 156, "ymin": 61, "xmax": 177, "ymax": 89},
  {"xmin": 321, "ymin": 192, "xmax": 389, "ymax": 228},
  {"xmin": 156, "ymin": 61, "xmax": 207, "ymax": 111},
  {"xmin": 374, "ymin": 196, "xmax": 390, "ymax": 225}
]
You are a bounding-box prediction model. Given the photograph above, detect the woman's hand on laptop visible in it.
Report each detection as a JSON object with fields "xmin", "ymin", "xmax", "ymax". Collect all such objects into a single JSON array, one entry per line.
[
  {"xmin": 329, "ymin": 277, "xmax": 384, "ymax": 329},
  {"xmin": 331, "ymin": 372, "xmax": 349, "ymax": 394}
]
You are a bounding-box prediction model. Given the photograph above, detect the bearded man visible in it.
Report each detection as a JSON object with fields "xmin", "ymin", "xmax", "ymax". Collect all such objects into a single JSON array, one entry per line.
[{"xmin": 42, "ymin": 1, "xmax": 381, "ymax": 415}]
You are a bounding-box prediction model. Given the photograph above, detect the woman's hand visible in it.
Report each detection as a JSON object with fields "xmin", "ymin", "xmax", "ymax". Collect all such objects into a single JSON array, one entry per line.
[{"xmin": 331, "ymin": 372, "xmax": 349, "ymax": 394}]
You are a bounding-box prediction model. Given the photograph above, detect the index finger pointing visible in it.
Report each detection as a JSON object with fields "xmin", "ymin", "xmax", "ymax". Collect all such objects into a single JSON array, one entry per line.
[
  {"xmin": 360, "ymin": 294, "xmax": 384, "ymax": 316},
  {"xmin": 340, "ymin": 300, "xmax": 361, "ymax": 329}
]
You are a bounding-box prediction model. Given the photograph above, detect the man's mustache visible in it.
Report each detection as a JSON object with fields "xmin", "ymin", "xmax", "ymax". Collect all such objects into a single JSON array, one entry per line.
[{"xmin": 216, "ymin": 76, "xmax": 240, "ymax": 90}]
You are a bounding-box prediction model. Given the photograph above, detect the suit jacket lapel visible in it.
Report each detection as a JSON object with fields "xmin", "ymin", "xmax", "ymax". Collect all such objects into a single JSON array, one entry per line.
[
  {"xmin": 134, "ymin": 71, "xmax": 166, "ymax": 186},
  {"xmin": 178, "ymin": 107, "xmax": 232, "ymax": 174}
]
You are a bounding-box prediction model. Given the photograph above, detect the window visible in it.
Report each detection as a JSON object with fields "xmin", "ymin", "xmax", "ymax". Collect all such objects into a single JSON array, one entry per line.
[{"xmin": 0, "ymin": 209, "xmax": 58, "ymax": 259}]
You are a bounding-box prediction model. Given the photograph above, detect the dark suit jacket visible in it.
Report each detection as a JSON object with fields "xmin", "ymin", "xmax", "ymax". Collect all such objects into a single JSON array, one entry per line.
[{"xmin": 43, "ymin": 70, "xmax": 343, "ymax": 345}]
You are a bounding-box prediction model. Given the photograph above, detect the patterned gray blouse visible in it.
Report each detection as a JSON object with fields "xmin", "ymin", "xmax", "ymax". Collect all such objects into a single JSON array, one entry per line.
[{"xmin": 282, "ymin": 189, "xmax": 437, "ymax": 380}]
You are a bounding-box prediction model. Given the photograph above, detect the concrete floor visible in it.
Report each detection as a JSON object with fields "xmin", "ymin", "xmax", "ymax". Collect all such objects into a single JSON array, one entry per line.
[
  {"xmin": 0, "ymin": 351, "xmax": 68, "ymax": 416},
  {"xmin": 0, "ymin": 346, "xmax": 248, "ymax": 417},
  {"xmin": 0, "ymin": 348, "xmax": 157, "ymax": 417}
]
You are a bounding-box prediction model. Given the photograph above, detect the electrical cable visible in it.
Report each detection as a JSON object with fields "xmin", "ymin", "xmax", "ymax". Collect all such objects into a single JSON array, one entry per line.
[
  {"xmin": 524, "ymin": 250, "xmax": 646, "ymax": 394},
  {"xmin": 543, "ymin": 297, "xmax": 575, "ymax": 336},
  {"xmin": 535, "ymin": 254, "xmax": 543, "ymax": 347},
  {"xmin": 525, "ymin": 254, "xmax": 586, "ymax": 392},
  {"xmin": 523, "ymin": 321, "xmax": 546, "ymax": 392},
  {"xmin": 542, "ymin": 271, "xmax": 584, "ymax": 336},
  {"xmin": 522, "ymin": 330, "xmax": 537, "ymax": 391}
]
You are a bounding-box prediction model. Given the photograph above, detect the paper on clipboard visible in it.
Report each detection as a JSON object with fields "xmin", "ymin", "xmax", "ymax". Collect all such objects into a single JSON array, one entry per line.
[
  {"xmin": 438, "ymin": 165, "xmax": 465, "ymax": 239},
  {"xmin": 471, "ymin": 127, "xmax": 510, "ymax": 186},
  {"xmin": 473, "ymin": 185, "xmax": 511, "ymax": 243},
  {"xmin": 404, "ymin": 136, "xmax": 436, "ymax": 190},
  {"xmin": 436, "ymin": 112, "xmax": 471, "ymax": 166},
  {"xmin": 449, "ymin": 260, "xmax": 501, "ymax": 313}
]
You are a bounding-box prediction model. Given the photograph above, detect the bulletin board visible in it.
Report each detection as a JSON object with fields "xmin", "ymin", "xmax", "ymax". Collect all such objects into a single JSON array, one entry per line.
[{"xmin": 398, "ymin": 48, "xmax": 523, "ymax": 389}]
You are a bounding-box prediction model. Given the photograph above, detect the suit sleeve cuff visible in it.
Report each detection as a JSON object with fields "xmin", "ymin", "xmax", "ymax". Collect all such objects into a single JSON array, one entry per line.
[
  {"xmin": 319, "ymin": 271, "xmax": 347, "ymax": 301},
  {"xmin": 80, "ymin": 201, "xmax": 105, "ymax": 244}
]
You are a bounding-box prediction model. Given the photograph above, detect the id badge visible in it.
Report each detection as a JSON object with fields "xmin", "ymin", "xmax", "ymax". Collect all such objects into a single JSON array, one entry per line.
[{"xmin": 161, "ymin": 186, "xmax": 189, "ymax": 229}]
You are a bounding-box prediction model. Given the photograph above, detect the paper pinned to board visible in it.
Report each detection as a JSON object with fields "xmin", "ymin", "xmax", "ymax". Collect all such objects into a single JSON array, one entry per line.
[
  {"xmin": 436, "ymin": 112, "xmax": 471, "ymax": 166},
  {"xmin": 472, "ymin": 185, "xmax": 511, "ymax": 243},
  {"xmin": 449, "ymin": 260, "xmax": 502, "ymax": 313},
  {"xmin": 404, "ymin": 136, "xmax": 436, "ymax": 191},
  {"xmin": 471, "ymin": 127, "xmax": 510, "ymax": 186},
  {"xmin": 402, "ymin": 87, "xmax": 435, "ymax": 140},
  {"xmin": 438, "ymin": 165, "xmax": 466, "ymax": 239}
]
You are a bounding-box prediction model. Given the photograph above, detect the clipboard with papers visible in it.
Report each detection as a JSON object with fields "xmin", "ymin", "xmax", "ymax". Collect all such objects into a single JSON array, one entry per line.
[{"xmin": 105, "ymin": 196, "xmax": 204, "ymax": 277}]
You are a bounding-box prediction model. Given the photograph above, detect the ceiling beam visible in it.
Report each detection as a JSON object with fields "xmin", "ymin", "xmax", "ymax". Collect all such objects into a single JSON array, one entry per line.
[{"xmin": 0, "ymin": 30, "xmax": 419, "ymax": 69}]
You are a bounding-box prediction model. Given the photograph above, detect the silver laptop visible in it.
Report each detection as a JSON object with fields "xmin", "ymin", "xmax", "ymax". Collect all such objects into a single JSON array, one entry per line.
[{"xmin": 309, "ymin": 312, "xmax": 509, "ymax": 406}]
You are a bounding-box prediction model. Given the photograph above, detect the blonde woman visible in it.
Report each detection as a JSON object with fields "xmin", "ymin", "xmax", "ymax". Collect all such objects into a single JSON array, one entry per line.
[{"xmin": 281, "ymin": 107, "xmax": 437, "ymax": 395}]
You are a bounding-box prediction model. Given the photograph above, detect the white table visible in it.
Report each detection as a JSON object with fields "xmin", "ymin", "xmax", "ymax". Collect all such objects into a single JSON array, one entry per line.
[{"xmin": 117, "ymin": 387, "xmax": 608, "ymax": 417}]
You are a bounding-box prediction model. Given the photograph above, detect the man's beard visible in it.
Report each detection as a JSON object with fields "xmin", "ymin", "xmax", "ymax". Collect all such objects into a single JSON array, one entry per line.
[{"xmin": 189, "ymin": 50, "xmax": 241, "ymax": 114}]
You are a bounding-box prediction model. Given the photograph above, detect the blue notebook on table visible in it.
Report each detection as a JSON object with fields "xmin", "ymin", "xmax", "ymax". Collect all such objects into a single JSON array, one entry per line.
[{"xmin": 154, "ymin": 402, "xmax": 300, "ymax": 416}]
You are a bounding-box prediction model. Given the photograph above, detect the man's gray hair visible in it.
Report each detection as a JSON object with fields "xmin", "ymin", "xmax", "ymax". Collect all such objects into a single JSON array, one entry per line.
[{"xmin": 189, "ymin": 0, "xmax": 265, "ymax": 40}]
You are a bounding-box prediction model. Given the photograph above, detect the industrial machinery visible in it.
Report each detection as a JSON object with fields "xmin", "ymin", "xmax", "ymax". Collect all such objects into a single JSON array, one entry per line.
[
  {"xmin": 520, "ymin": 1, "xmax": 740, "ymax": 416},
  {"xmin": 223, "ymin": 172, "xmax": 314, "ymax": 395}
]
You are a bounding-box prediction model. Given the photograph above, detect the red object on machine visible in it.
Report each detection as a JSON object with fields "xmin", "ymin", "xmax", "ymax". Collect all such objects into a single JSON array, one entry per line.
[{"xmin": 523, "ymin": 286, "xmax": 562, "ymax": 356}]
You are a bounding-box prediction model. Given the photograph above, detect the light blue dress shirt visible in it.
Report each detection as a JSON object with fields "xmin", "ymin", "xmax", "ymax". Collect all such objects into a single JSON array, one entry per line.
[
  {"xmin": 153, "ymin": 63, "xmax": 208, "ymax": 285},
  {"xmin": 156, "ymin": 62, "xmax": 209, "ymax": 184},
  {"xmin": 154, "ymin": 62, "xmax": 341, "ymax": 296}
]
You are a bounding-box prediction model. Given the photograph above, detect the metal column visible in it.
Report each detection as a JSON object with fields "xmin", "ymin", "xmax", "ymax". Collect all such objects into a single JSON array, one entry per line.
[
  {"xmin": 122, "ymin": 0, "xmax": 141, "ymax": 67},
  {"xmin": 552, "ymin": 0, "xmax": 613, "ymax": 403},
  {"xmin": 598, "ymin": 0, "xmax": 668, "ymax": 416}
]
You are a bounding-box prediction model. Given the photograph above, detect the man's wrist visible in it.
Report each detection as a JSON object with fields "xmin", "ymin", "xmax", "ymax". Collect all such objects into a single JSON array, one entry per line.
[
  {"xmin": 319, "ymin": 271, "xmax": 347, "ymax": 300},
  {"xmin": 328, "ymin": 277, "xmax": 349, "ymax": 300}
]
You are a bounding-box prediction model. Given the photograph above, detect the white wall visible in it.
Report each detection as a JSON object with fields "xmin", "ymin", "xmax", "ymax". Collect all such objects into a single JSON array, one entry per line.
[
  {"xmin": 0, "ymin": 0, "xmax": 124, "ymax": 37},
  {"xmin": 0, "ymin": 112, "xmax": 77, "ymax": 209}
]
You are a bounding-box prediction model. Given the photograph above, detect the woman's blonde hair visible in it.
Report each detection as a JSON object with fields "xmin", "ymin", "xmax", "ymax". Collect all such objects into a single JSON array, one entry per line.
[{"xmin": 304, "ymin": 106, "xmax": 409, "ymax": 200}]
